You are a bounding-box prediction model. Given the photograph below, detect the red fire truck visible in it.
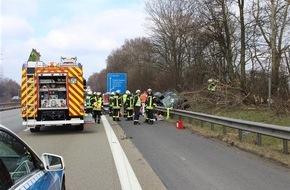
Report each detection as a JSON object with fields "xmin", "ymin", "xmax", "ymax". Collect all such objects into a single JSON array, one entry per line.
[{"xmin": 21, "ymin": 57, "xmax": 85, "ymax": 132}]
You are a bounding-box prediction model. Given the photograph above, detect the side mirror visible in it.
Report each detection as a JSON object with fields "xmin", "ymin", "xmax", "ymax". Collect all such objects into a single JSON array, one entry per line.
[
  {"xmin": 42, "ymin": 153, "xmax": 65, "ymax": 171},
  {"xmin": 83, "ymin": 79, "xmax": 87, "ymax": 87}
]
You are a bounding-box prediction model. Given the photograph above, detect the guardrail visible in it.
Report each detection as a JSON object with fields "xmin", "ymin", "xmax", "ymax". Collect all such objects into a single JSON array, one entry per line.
[
  {"xmin": 0, "ymin": 102, "xmax": 21, "ymax": 111},
  {"xmin": 155, "ymin": 106, "xmax": 290, "ymax": 154}
]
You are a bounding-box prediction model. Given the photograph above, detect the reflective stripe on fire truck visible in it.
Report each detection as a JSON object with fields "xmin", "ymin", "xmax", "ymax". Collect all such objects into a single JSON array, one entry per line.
[{"xmin": 21, "ymin": 68, "xmax": 37, "ymax": 118}]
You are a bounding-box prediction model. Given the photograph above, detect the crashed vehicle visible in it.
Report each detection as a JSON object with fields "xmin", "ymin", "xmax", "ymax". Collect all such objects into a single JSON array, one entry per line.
[
  {"xmin": 154, "ymin": 91, "xmax": 189, "ymax": 109},
  {"xmin": 154, "ymin": 92, "xmax": 164, "ymax": 106}
]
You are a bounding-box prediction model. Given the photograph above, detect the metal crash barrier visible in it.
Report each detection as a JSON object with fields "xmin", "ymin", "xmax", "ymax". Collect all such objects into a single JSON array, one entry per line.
[
  {"xmin": 155, "ymin": 106, "xmax": 290, "ymax": 154},
  {"xmin": 0, "ymin": 102, "xmax": 21, "ymax": 111}
]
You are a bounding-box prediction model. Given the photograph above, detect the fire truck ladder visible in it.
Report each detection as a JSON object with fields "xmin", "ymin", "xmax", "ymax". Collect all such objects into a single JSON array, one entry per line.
[{"xmin": 25, "ymin": 69, "xmax": 37, "ymax": 127}]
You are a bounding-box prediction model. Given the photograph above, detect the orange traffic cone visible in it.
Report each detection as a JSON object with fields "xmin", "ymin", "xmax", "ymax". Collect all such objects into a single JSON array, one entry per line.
[{"xmin": 176, "ymin": 119, "xmax": 184, "ymax": 129}]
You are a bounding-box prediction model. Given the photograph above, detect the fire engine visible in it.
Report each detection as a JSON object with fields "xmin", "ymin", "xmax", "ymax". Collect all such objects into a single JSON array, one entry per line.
[{"xmin": 21, "ymin": 56, "xmax": 85, "ymax": 132}]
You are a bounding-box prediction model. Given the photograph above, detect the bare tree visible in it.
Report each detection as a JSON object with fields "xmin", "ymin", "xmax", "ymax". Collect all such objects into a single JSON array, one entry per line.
[
  {"xmin": 91, "ymin": 37, "xmax": 158, "ymax": 92},
  {"xmin": 120, "ymin": 38, "xmax": 156, "ymax": 91},
  {"xmin": 238, "ymin": 0, "xmax": 247, "ymax": 93},
  {"xmin": 145, "ymin": 0, "xmax": 197, "ymax": 91},
  {"xmin": 251, "ymin": 0, "xmax": 290, "ymax": 95},
  {"xmin": 0, "ymin": 78, "xmax": 20, "ymax": 102},
  {"xmin": 88, "ymin": 69, "xmax": 108, "ymax": 93},
  {"xmin": 106, "ymin": 48, "xmax": 129, "ymax": 73},
  {"xmin": 199, "ymin": 0, "xmax": 238, "ymax": 83}
]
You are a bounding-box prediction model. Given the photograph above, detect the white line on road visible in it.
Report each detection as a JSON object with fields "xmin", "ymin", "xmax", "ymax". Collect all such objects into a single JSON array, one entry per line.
[{"xmin": 102, "ymin": 115, "xmax": 142, "ymax": 190}]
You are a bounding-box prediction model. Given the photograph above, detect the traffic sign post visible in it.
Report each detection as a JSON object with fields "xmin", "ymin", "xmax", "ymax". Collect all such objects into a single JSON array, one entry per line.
[{"xmin": 107, "ymin": 73, "xmax": 127, "ymax": 94}]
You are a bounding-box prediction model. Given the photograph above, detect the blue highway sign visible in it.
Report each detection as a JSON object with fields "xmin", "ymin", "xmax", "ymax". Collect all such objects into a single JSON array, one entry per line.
[{"xmin": 107, "ymin": 73, "xmax": 127, "ymax": 94}]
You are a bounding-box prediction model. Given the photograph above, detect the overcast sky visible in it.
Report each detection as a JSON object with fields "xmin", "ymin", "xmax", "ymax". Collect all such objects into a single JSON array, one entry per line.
[{"xmin": 0, "ymin": 0, "xmax": 147, "ymax": 85}]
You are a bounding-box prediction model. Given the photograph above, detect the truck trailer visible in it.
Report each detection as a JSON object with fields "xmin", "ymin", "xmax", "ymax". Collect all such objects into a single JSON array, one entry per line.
[{"xmin": 21, "ymin": 57, "xmax": 85, "ymax": 132}]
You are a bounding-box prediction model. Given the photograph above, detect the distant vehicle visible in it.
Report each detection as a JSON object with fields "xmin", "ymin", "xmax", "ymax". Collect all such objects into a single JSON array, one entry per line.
[
  {"xmin": 11, "ymin": 96, "xmax": 20, "ymax": 101},
  {"xmin": 0, "ymin": 124, "xmax": 65, "ymax": 190}
]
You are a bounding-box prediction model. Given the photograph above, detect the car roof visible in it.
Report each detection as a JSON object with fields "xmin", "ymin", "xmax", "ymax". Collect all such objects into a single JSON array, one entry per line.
[
  {"xmin": 0, "ymin": 123, "xmax": 9, "ymax": 130},
  {"xmin": 0, "ymin": 123, "xmax": 15, "ymax": 135}
]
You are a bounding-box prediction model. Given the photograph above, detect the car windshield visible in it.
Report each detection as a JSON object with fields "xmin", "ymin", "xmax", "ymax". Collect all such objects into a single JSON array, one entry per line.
[
  {"xmin": 0, "ymin": 130, "xmax": 40, "ymax": 183},
  {"xmin": 161, "ymin": 93, "xmax": 179, "ymax": 108}
]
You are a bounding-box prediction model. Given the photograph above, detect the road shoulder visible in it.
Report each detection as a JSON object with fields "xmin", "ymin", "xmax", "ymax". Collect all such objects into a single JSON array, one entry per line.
[{"xmin": 106, "ymin": 116, "xmax": 167, "ymax": 190}]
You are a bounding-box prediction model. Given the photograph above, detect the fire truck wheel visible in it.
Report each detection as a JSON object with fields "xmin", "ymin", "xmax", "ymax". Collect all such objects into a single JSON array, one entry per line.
[
  {"xmin": 75, "ymin": 124, "xmax": 84, "ymax": 131},
  {"xmin": 30, "ymin": 126, "xmax": 40, "ymax": 132}
]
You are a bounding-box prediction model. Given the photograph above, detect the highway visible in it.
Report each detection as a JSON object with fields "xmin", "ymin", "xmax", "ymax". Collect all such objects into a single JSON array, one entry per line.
[{"xmin": 1, "ymin": 109, "xmax": 290, "ymax": 190}]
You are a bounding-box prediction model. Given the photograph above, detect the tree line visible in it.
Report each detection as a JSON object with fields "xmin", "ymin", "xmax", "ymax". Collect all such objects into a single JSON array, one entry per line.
[
  {"xmin": 2, "ymin": 0, "xmax": 289, "ymax": 107},
  {"xmin": 0, "ymin": 78, "xmax": 20, "ymax": 102},
  {"xmin": 89, "ymin": 0, "xmax": 290, "ymax": 107}
]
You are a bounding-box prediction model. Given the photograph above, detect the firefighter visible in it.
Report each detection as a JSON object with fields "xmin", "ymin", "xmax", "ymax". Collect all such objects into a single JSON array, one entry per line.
[
  {"xmin": 85, "ymin": 91, "xmax": 93, "ymax": 115},
  {"xmin": 207, "ymin": 79, "xmax": 217, "ymax": 92},
  {"xmin": 91, "ymin": 92, "xmax": 103, "ymax": 124},
  {"xmin": 133, "ymin": 89, "xmax": 141, "ymax": 125},
  {"xmin": 113, "ymin": 90, "xmax": 122, "ymax": 121},
  {"xmin": 125, "ymin": 90, "xmax": 134, "ymax": 121},
  {"xmin": 109, "ymin": 92, "xmax": 115, "ymax": 116},
  {"xmin": 144, "ymin": 88, "xmax": 156, "ymax": 125},
  {"xmin": 90, "ymin": 92, "xmax": 97, "ymax": 110},
  {"xmin": 122, "ymin": 90, "xmax": 129, "ymax": 118},
  {"xmin": 140, "ymin": 91, "xmax": 147, "ymax": 115},
  {"xmin": 123, "ymin": 90, "xmax": 131, "ymax": 118}
]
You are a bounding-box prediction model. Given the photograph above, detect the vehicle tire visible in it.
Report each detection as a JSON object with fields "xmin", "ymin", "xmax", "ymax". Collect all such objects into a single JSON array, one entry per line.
[
  {"xmin": 30, "ymin": 126, "xmax": 40, "ymax": 132},
  {"xmin": 75, "ymin": 124, "xmax": 84, "ymax": 131},
  {"xmin": 61, "ymin": 176, "xmax": 66, "ymax": 190}
]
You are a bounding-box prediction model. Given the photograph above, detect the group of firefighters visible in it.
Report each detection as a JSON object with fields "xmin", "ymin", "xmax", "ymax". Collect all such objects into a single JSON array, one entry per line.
[{"xmin": 85, "ymin": 88, "xmax": 157, "ymax": 125}]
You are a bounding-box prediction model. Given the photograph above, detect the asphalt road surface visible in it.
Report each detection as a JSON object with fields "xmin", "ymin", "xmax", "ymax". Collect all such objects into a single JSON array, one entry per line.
[
  {"xmin": 117, "ymin": 116, "xmax": 290, "ymax": 190},
  {"xmin": 0, "ymin": 109, "xmax": 165, "ymax": 190},
  {"xmin": 1, "ymin": 109, "xmax": 290, "ymax": 190}
]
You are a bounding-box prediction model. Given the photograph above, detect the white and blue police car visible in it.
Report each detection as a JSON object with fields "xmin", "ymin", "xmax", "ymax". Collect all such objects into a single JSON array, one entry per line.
[{"xmin": 0, "ymin": 124, "xmax": 65, "ymax": 190}]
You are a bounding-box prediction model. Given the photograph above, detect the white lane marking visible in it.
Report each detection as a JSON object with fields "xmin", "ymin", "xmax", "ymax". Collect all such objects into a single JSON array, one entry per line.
[
  {"xmin": 102, "ymin": 115, "xmax": 142, "ymax": 190},
  {"xmin": 24, "ymin": 128, "xmax": 29, "ymax": 132}
]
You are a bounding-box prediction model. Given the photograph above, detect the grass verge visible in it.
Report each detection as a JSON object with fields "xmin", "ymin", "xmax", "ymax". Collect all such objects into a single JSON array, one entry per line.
[{"xmin": 169, "ymin": 106, "xmax": 290, "ymax": 168}]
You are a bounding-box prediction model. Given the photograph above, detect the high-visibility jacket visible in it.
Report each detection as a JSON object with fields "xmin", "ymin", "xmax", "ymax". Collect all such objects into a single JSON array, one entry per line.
[
  {"xmin": 208, "ymin": 83, "xmax": 217, "ymax": 92},
  {"xmin": 113, "ymin": 95, "xmax": 122, "ymax": 109},
  {"xmin": 92, "ymin": 97, "xmax": 103, "ymax": 111},
  {"xmin": 145, "ymin": 95, "xmax": 156, "ymax": 110},
  {"xmin": 133, "ymin": 95, "xmax": 141, "ymax": 107},
  {"xmin": 109, "ymin": 95, "xmax": 114, "ymax": 107},
  {"xmin": 125, "ymin": 95, "xmax": 134, "ymax": 110},
  {"xmin": 122, "ymin": 94, "xmax": 127, "ymax": 105},
  {"xmin": 86, "ymin": 95, "xmax": 93, "ymax": 109},
  {"xmin": 89, "ymin": 96, "xmax": 96, "ymax": 107}
]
